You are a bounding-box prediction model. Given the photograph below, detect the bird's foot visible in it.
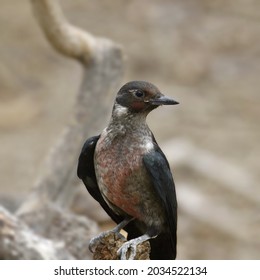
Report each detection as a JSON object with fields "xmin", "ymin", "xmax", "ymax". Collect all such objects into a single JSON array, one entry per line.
[
  {"xmin": 117, "ymin": 240, "xmax": 138, "ymax": 260},
  {"xmin": 117, "ymin": 234, "xmax": 151, "ymax": 260},
  {"xmin": 89, "ymin": 230, "xmax": 125, "ymax": 253},
  {"xmin": 89, "ymin": 218, "xmax": 133, "ymax": 257}
]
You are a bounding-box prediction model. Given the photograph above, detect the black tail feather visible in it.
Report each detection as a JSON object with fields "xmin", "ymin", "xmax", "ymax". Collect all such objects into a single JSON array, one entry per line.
[{"xmin": 149, "ymin": 231, "xmax": 176, "ymax": 260}]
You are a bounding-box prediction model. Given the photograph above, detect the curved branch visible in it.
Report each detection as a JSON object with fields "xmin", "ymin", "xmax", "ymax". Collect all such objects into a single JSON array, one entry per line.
[
  {"xmin": 31, "ymin": 0, "xmax": 97, "ymax": 63},
  {"xmin": 18, "ymin": 0, "xmax": 124, "ymax": 216},
  {"xmin": 2, "ymin": 0, "xmax": 124, "ymax": 260}
]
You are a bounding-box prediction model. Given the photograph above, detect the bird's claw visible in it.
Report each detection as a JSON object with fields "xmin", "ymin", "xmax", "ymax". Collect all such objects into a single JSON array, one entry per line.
[
  {"xmin": 89, "ymin": 235, "xmax": 100, "ymax": 253},
  {"xmin": 117, "ymin": 241, "xmax": 137, "ymax": 260}
]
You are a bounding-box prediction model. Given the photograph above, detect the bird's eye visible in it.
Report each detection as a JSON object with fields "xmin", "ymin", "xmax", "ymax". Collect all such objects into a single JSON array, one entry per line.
[{"xmin": 134, "ymin": 91, "xmax": 144, "ymax": 98}]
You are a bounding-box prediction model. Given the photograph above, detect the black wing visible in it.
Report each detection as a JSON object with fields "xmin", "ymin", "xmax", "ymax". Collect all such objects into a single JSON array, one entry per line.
[
  {"xmin": 143, "ymin": 142, "xmax": 177, "ymax": 259},
  {"xmin": 77, "ymin": 135, "xmax": 123, "ymax": 224}
]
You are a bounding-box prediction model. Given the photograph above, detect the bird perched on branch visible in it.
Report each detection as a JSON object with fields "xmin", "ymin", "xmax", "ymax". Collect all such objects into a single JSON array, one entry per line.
[{"xmin": 77, "ymin": 81, "xmax": 178, "ymax": 260}]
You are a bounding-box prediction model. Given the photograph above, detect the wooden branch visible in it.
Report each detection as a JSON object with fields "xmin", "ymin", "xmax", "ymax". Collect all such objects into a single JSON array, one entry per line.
[
  {"xmin": 0, "ymin": 0, "xmax": 128, "ymax": 260},
  {"xmin": 0, "ymin": 206, "xmax": 73, "ymax": 259},
  {"xmin": 19, "ymin": 203, "xmax": 98, "ymax": 259},
  {"xmin": 7, "ymin": 1, "xmax": 125, "ymax": 260},
  {"xmin": 17, "ymin": 0, "xmax": 124, "ymax": 216},
  {"xmin": 30, "ymin": 0, "xmax": 96, "ymax": 63}
]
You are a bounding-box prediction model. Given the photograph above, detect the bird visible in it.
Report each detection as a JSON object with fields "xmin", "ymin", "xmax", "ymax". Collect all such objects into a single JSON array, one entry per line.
[{"xmin": 77, "ymin": 80, "xmax": 178, "ymax": 260}]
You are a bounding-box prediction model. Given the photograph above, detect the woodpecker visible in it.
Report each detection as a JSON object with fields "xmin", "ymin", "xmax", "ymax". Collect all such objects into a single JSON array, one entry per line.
[{"xmin": 77, "ymin": 81, "xmax": 178, "ymax": 260}]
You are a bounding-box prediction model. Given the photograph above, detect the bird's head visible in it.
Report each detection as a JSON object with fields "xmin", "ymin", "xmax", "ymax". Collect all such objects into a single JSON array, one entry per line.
[{"xmin": 114, "ymin": 81, "xmax": 179, "ymax": 116}]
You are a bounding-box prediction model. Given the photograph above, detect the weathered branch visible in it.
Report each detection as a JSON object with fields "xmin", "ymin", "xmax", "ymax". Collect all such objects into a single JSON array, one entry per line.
[
  {"xmin": 17, "ymin": 0, "xmax": 124, "ymax": 216},
  {"xmin": 0, "ymin": 206, "xmax": 72, "ymax": 259},
  {"xmin": 2, "ymin": 0, "xmax": 125, "ymax": 260},
  {"xmin": 19, "ymin": 203, "xmax": 98, "ymax": 259},
  {"xmin": 31, "ymin": 0, "xmax": 97, "ymax": 63}
]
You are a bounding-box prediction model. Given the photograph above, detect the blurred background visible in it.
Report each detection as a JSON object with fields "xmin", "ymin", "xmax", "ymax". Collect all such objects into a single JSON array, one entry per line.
[{"xmin": 0, "ymin": 0, "xmax": 259, "ymax": 259}]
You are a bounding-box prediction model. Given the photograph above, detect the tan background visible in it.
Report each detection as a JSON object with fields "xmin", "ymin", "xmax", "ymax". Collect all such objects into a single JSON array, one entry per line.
[{"xmin": 0, "ymin": 0, "xmax": 259, "ymax": 259}]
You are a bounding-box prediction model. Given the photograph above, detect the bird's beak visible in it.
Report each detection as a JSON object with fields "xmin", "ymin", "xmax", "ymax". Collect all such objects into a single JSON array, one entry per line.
[{"xmin": 149, "ymin": 95, "xmax": 179, "ymax": 106}]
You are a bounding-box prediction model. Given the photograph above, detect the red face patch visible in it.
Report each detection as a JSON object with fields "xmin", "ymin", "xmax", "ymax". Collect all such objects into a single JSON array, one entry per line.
[{"xmin": 131, "ymin": 100, "xmax": 149, "ymax": 112}]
